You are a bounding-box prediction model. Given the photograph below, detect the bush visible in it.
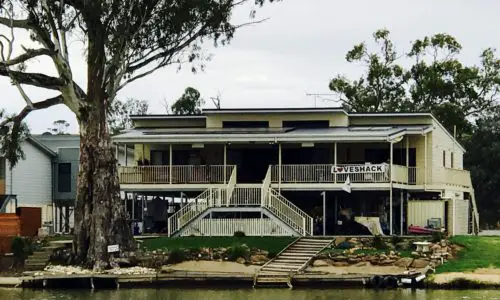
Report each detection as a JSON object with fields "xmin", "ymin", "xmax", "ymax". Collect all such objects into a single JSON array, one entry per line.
[
  {"xmin": 226, "ymin": 244, "xmax": 250, "ymax": 261},
  {"xmin": 391, "ymin": 235, "xmax": 403, "ymax": 246},
  {"xmin": 233, "ymin": 231, "xmax": 246, "ymax": 238},
  {"xmin": 11, "ymin": 237, "xmax": 26, "ymax": 259},
  {"xmin": 167, "ymin": 248, "xmax": 186, "ymax": 264},
  {"xmin": 372, "ymin": 235, "xmax": 387, "ymax": 250}
]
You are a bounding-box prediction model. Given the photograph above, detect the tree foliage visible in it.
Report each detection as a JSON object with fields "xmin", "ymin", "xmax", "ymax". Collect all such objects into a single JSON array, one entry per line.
[
  {"xmin": 109, "ymin": 98, "xmax": 149, "ymax": 135},
  {"xmin": 0, "ymin": 109, "xmax": 29, "ymax": 168},
  {"xmin": 171, "ymin": 87, "xmax": 204, "ymax": 115},
  {"xmin": 48, "ymin": 119, "xmax": 70, "ymax": 135},
  {"xmin": 464, "ymin": 109, "xmax": 500, "ymax": 226},
  {"xmin": 329, "ymin": 29, "xmax": 500, "ymax": 138}
]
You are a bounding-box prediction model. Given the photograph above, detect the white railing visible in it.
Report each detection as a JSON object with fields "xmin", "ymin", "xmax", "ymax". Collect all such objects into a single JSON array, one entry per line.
[
  {"xmin": 261, "ymin": 167, "xmax": 272, "ymax": 206},
  {"xmin": 119, "ymin": 165, "xmax": 234, "ymax": 184},
  {"xmin": 168, "ymin": 188, "xmax": 216, "ymax": 236},
  {"xmin": 272, "ymin": 164, "xmax": 391, "ymax": 184},
  {"xmin": 225, "ymin": 167, "xmax": 237, "ymax": 206},
  {"xmin": 408, "ymin": 167, "xmax": 424, "ymax": 185},
  {"xmin": 230, "ymin": 187, "xmax": 261, "ymax": 206},
  {"xmin": 265, "ymin": 189, "xmax": 313, "ymax": 236},
  {"xmin": 392, "ymin": 165, "xmax": 408, "ymax": 184},
  {"xmin": 181, "ymin": 218, "xmax": 290, "ymax": 237}
]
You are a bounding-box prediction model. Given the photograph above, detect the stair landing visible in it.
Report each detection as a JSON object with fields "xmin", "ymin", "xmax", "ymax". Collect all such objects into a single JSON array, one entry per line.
[{"xmin": 254, "ymin": 237, "xmax": 333, "ymax": 288}]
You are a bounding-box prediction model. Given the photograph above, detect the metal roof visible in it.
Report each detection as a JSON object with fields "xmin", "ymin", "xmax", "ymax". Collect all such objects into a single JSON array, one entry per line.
[{"xmin": 113, "ymin": 125, "xmax": 433, "ymax": 144}]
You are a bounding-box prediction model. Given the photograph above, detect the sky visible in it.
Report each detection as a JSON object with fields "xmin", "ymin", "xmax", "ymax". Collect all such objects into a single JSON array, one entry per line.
[{"xmin": 1, "ymin": 0, "xmax": 499, "ymax": 134}]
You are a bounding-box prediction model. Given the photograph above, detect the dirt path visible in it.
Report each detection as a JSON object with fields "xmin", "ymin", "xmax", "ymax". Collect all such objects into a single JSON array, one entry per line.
[
  {"xmin": 433, "ymin": 268, "xmax": 500, "ymax": 284},
  {"xmin": 167, "ymin": 261, "xmax": 260, "ymax": 274},
  {"xmin": 307, "ymin": 263, "xmax": 425, "ymax": 275}
]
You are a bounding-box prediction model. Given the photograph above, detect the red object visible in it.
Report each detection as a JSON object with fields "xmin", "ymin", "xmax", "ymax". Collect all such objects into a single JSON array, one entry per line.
[
  {"xmin": 408, "ymin": 225, "xmax": 441, "ymax": 234},
  {"xmin": 16, "ymin": 207, "xmax": 42, "ymax": 237}
]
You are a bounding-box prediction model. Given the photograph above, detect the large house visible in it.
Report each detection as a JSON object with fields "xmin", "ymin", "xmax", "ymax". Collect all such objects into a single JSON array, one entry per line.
[{"xmin": 113, "ymin": 107, "xmax": 478, "ymax": 237}]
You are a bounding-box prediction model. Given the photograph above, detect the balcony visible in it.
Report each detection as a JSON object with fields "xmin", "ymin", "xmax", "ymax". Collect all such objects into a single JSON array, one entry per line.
[
  {"xmin": 441, "ymin": 168, "xmax": 472, "ymax": 188},
  {"xmin": 271, "ymin": 164, "xmax": 425, "ymax": 185},
  {"xmin": 118, "ymin": 165, "xmax": 234, "ymax": 184}
]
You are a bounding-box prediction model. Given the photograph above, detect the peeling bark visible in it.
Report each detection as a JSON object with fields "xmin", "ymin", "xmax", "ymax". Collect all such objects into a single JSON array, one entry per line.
[{"xmin": 74, "ymin": 104, "xmax": 135, "ymax": 270}]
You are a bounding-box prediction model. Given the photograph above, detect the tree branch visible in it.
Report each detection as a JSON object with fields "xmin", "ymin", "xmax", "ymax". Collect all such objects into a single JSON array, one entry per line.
[
  {"xmin": 0, "ymin": 94, "xmax": 64, "ymax": 128},
  {"xmin": 0, "ymin": 66, "xmax": 65, "ymax": 90},
  {"xmin": 2, "ymin": 48, "xmax": 51, "ymax": 66},
  {"xmin": 0, "ymin": 17, "xmax": 30, "ymax": 29}
]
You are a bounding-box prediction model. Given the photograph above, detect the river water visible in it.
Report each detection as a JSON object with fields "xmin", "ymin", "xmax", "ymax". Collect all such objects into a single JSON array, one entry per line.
[{"xmin": 1, "ymin": 288, "xmax": 499, "ymax": 300}]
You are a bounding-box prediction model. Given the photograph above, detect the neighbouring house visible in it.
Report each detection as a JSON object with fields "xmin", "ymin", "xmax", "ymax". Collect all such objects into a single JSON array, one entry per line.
[
  {"xmin": 112, "ymin": 107, "xmax": 479, "ymax": 237},
  {"xmin": 1, "ymin": 134, "xmax": 133, "ymax": 234}
]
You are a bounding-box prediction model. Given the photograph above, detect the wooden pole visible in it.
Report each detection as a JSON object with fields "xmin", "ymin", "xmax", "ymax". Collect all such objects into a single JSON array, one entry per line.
[
  {"xmin": 390, "ymin": 141, "xmax": 393, "ymax": 236},
  {"xmin": 169, "ymin": 144, "xmax": 173, "ymax": 184},
  {"xmin": 400, "ymin": 189, "xmax": 404, "ymax": 235},
  {"xmin": 424, "ymin": 133, "xmax": 428, "ymax": 186},
  {"xmin": 278, "ymin": 143, "xmax": 282, "ymax": 192},
  {"xmin": 334, "ymin": 142, "xmax": 337, "ymax": 184},
  {"xmin": 223, "ymin": 144, "xmax": 227, "ymax": 184}
]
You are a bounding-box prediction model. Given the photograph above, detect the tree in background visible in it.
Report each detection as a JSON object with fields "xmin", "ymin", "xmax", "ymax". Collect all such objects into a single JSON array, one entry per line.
[
  {"xmin": 0, "ymin": 109, "xmax": 29, "ymax": 167},
  {"xmin": 0, "ymin": 0, "xmax": 277, "ymax": 269},
  {"xmin": 464, "ymin": 109, "xmax": 500, "ymax": 227},
  {"xmin": 171, "ymin": 87, "xmax": 204, "ymax": 114},
  {"xmin": 329, "ymin": 29, "xmax": 499, "ymax": 139},
  {"xmin": 109, "ymin": 98, "xmax": 149, "ymax": 135},
  {"xmin": 48, "ymin": 120, "xmax": 70, "ymax": 135}
]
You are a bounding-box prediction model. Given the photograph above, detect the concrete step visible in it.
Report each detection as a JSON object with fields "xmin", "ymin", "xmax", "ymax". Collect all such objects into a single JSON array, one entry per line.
[
  {"xmin": 256, "ymin": 277, "xmax": 289, "ymax": 283},
  {"xmin": 266, "ymin": 263, "xmax": 303, "ymax": 269},
  {"xmin": 25, "ymin": 258, "xmax": 49, "ymax": 264}
]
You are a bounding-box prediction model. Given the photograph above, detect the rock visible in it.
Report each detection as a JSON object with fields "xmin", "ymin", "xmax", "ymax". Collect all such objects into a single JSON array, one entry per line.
[
  {"xmin": 113, "ymin": 257, "xmax": 137, "ymax": 268},
  {"xmin": 236, "ymin": 257, "xmax": 246, "ymax": 264},
  {"xmin": 410, "ymin": 259, "xmax": 430, "ymax": 268},
  {"xmin": 332, "ymin": 255, "xmax": 348, "ymax": 262},
  {"xmin": 431, "ymin": 244, "xmax": 441, "ymax": 251},
  {"xmin": 348, "ymin": 257, "xmax": 361, "ymax": 264},
  {"xmin": 379, "ymin": 259, "xmax": 396, "ymax": 266},
  {"xmin": 395, "ymin": 257, "xmax": 413, "ymax": 268},
  {"xmin": 440, "ymin": 240, "xmax": 447, "ymax": 247},
  {"xmin": 332, "ymin": 262, "xmax": 349, "ymax": 267},
  {"xmin": 411, "ymin": 251, "xmax": 420, "ymax": 258},
  {"xmin": 389, "ymin": 251, "xmax": 396, "ymax": 256},
  {"xmin": 334, "ymin": 237, "xmax": 347, "ymax": 246},
  {"xmin": 312, "ymin": 259, "xmax": 330, "ymax": 267},
  {"xmin": 396, "ymin": 241, "xmax": 411, "ymax": 250},
  {"xmin": 250, "ymin": 254, "xmax": 268, "ymax": 265}
]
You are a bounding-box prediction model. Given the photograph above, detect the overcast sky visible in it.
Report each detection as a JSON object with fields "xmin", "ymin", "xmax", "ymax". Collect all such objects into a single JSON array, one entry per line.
[{"xmin": 1, "ymin": 0, "xmax": 499, "ymax": 134}]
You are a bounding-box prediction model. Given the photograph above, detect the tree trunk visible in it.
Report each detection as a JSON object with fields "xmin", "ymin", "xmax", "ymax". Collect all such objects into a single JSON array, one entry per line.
[{"xmin": 73, "ymin": 104, "xmax": 135, "ymax": 270}]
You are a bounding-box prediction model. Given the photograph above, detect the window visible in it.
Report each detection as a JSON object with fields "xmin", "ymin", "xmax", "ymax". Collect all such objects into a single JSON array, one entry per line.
[
  {"xmin": 451, "ymin": 152, "xmax": 454, "ymax": 168},
  {"xmin": 58, "ymin": 163, "xmax": 71, "ymax": 192},
  {"xmin": 442, "ymin": 151, "xmax": 446, "ymax": 167},
  {"xmin": 222, "ymin": 121, "xmax": 269, "ymax": 128},
  {"xmin": 282, "ymin": 120, "xmax": 329, "ymax": 128}
]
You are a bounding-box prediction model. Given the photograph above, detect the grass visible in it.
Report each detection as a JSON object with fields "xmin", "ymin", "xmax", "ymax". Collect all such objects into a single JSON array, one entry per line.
[
  {"xmin": 436, "ymin": 236, "xmax": 500, "ymax": 273},
  {"xmin": 141, "ymin": 236, "xmax": 296, "ymax": 255}
]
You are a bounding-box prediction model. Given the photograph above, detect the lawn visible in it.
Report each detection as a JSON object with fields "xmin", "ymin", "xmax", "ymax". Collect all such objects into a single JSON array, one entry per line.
[
  {"xmin": 141, "ymin": 236, "xmax": 296, "ymax": 256},
  {"xmin": 436, "ymin": 236, "xmax": 500, "ymax": 273}
]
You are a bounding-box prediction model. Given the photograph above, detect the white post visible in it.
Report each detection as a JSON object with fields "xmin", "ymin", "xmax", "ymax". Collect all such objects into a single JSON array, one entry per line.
[
  {"xmin": 424, "ymin": 133, "xmax": 428, "ymax": 186},
  {"xmin": 223, "ymin": 144, "xmax": 227, "ymax": 184},
  {"xmin": 302, "ymin": 217, "xmax": 306, "ymax": 236},
  {"xmin": 278, "ymin": 143, "xmax": 282, "ymax": 192},
  {"xmin": 124, "ymin": 144, "xmax": 128, "ymax": 166},
  {"xmin": 390, "ymin": 141, "xmax": 394, "ymax": 236},
  {"xmin": 334, "ymin": 142, "xmax": 338, "ymax": 184},
  {"xmin": 322, "ymin": 191, "xmax": 326, "ymax": 236},
  {"xmin": 115, "ymin": 143, "xmax": 119, "ymax": 161},
  {"xmin": 406, "ymin": 136, "xmax": 409, "ymax": 183},
  {"xmin": 169, "ymin": 144, "xmax": 173, "ymax": 184},
  {"xmin": 400, "ymin": 190, "xmax": 404, "ymax": 235}
]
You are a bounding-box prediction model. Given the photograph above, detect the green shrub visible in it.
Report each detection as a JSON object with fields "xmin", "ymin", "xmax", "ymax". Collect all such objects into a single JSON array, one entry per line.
[
  {"xmin": 391, "ymin": 235, "xmax": 403, "ymax": 245},
  {"xmin": 372, "ymin": 235, "xmax": 387, "ymax": 250},
  {"xmin": 226, "ymin": 244, "xmax": 250, "ymax": 261},
  {"xmin": 233, "ymin": 231, "xmax": 246, "ymax": 238},
  {"xmin": 167, "ymin": 248, "xmax": 186, "ymax": 264},
  {"xmin": 11, "ymin": 237, "xmax": 26, "ymax": 259}
]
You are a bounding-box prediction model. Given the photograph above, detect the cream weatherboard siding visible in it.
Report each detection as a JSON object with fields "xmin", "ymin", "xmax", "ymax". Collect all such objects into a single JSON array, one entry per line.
[
  {"xmin": 5, "ymin": 141, "xmax": 53, "ymax": 223},
  {"xmin": 447, "ymin": 199, "xmax": 470, "ymax": 235},
  {"xmin": 430, "ymin": 122, "xmax": 465, "ymax": 185}
]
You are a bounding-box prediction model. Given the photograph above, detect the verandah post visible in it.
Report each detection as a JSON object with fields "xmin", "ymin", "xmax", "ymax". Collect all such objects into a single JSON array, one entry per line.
[
  {"xmin": 278, "ymin": 143, "xmax": 282, "ymax": 192},
  {"xmin": 334, "ymin": 142, "xmax": 337, "ymax": 184},
  {"xmin": 390, "ymin": 141, "xmax": 394, "ymax": 236},
  {"xmin": 223, "ymin": 143, "xmax": 227, "ymax": 184},
  {"xmin": 169, "ymin": 144, "xmax": 173, "ymax": 184}
]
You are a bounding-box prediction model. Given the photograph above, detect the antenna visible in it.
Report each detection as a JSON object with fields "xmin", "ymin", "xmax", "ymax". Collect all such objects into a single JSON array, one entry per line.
[{"xmin": 305, "ymin": 93, "xmax": 337, "ymax": 107}]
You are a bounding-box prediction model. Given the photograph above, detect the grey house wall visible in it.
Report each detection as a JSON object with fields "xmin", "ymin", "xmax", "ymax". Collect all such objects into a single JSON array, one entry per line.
[{"xmin": 55, "ymin": 148, "xmax": 79, "ymax": 202}]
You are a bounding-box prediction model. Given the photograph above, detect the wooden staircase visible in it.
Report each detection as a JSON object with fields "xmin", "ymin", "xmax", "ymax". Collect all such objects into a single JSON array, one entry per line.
[{"xmin": 254, "ymin": 237, "xmax": 333, "ymax": 288}]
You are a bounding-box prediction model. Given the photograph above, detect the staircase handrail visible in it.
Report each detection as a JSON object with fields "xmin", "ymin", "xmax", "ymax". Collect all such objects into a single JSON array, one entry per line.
[
  {"xmin": 167, "ymin": 188, "xmax": 214, "ymax": 236},
  {"xmin": 261, "ymin": 166, "xmax": 272, "ymax": 206},
  {"xmin": 226, "ymin": 166, "xmax": 237, "ymax": 206},
  {"xmin": 265, "ymin": 188, "xmax": 313, "ymax": 235}
]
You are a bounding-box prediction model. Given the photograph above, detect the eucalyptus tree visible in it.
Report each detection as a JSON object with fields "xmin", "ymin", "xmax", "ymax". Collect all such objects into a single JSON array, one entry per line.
[{"xmin": 0, "ymin": 0, "xmax": 277, "ymax": 269}]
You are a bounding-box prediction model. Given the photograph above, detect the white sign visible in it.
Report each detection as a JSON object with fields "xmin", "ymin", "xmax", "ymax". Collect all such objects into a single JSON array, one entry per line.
[
  {"xmin": 331, "ymin": 164, "xmax": 387, "ymax": 174},
  {"xmin": 107, "ymin": 244, "xmax": 120, "ymax": 253}
]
